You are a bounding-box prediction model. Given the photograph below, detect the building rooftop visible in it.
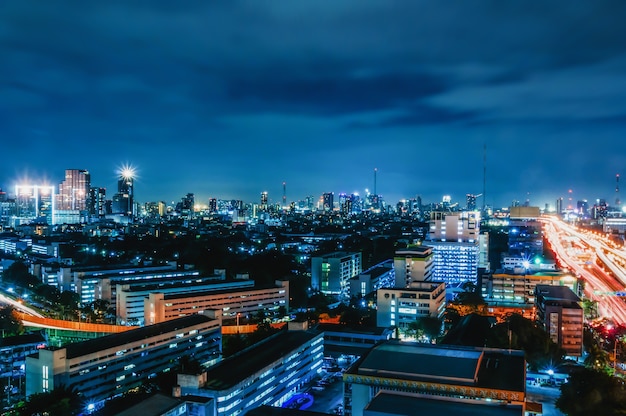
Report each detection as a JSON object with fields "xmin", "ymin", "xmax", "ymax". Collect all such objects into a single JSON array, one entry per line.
[
  {"xmin": 245, "ymin": 405, "xmax": 329, "ymax": 416},
  {"xmin": 365, "ymin": 392, "xmax": 523, "ymax": 416},
  {"xmin": 536, "ymin": 285, "xmax": 581, "ymax": 303},
  {"xmin": 354, "ymin": 266, "xmax": 392, "ymax": 280},
  {"xmin": 348, "ymin": 340, "xmax": 525, "ymax": 393},
  {"xmin": 61, "ymin": 314, "xmax": 215, "ymax": 359},
  {"xmin": 162, "ymin": 281, "xmax": 284, "ymax": 300},
  {"xmin": 120, "ymin": 276, "xmax": 247, "ymax": 293},
  {"xmin": 314, "ymin": 251, "xmax": 359, "ymax": 259},
  {"xmin": 115, "ymin": 393, "xmax": 184, "ymax": 416},
  {"xmin": 203, "ymin": 330, "xmax": 321, "ymax": 391}
]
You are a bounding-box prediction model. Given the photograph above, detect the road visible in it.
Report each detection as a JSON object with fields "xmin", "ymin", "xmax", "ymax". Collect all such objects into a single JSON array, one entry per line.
[
  {"xmin": 542, "ymin": 216, "xmax": 626, "ymax": 324},
  {"xmin": 0, "ymin": 293, "xmax": 44, "ymax": 318}
]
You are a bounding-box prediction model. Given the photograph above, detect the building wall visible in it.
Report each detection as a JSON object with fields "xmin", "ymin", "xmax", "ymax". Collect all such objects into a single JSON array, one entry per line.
[
  {"xmin": 376, "ymin": 282, "xmax": 446, "ymax": 331},
  {"xmin": 311, "ymin": 252, "xmax": 362, "ymax": 300},
  {"xmin": 482, "ymin": 272, "xmax": 577, "ymax": 304},
  {"xmin": 427, "ymin": 241, "xmax": 479, "ymax": 286},
  {"xmin": 117, "ymin": 279, "xmax": 254, "ymax": 325},
  {"xmin": 179, "ymin": 331, "xmax": 324, "ymax": 416},
  {"xmin": 144, "ymin": 281, "xmax": 289, "ymax": 325},
  {"xmin": 393, "ymin": 248, "xmax": 433, "ymax": 288},
  {"xmin": 26, "ymin": 315, "xmax": 222, "ymax": 410}
]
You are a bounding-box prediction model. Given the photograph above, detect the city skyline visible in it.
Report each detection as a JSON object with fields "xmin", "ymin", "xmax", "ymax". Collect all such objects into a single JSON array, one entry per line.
[{"xmin": 1, "ymin": 2, "xmax": 626, "ymax": 208}]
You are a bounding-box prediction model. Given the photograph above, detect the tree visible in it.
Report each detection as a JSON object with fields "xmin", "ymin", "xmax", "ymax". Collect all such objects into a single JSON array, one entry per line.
[
  {"xmin": 0, "ymin": 306, "xmax": 23, "ymax": 337},
  {"xmin": 556, "ymin": 367, "xmax": 626, "ymax": 415},
  {"xmin": 19, "ymin": 385, "xmax": 84, "ymax": 416}
]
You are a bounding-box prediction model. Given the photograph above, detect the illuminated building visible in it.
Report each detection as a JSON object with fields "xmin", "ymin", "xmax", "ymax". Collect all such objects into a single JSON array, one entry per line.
[
  {"xmin": 393, "ymin": 246, "xmax": 434, "ymax": 287},
  {"xmin": 535, "ymin": 285, "xmax": 583, "ymax": 357},
  {"xmin": 482, "ymin": 271, "xmax": 577, "ymax": 304},
  {"xmin": 343, "ymin": 341, "xmax": 526, "ymax": 416},
  {"xmin": 87, "ymin": 187, "xmax": 106, "ymax": 219},
  {"xmin": 349, "ymin": 260, "xmax": 394, "ymax": 299},
  {"xmin": 56, "ymin": 169, "xmax": 90, "ymax": 210},
  {"xmin": 111, "ymin": 167, "xmax": 135, "ymax": 220},
  {"xmin": 260, "ymin": 191, "xmax": 268, "ymax": 211},
  {"xmin": 177, "ymin": 324, "xmax": 323, "ymax": 416},
  {"xmin": 311, "ymin": 252, "xmax": 362, "ymax": 300},
  {"xmin": 13, "ymin": 184, "xmax": 56, "ymax": 226},
  {"xmin": 25, "ymin": 314, "xmax": 222, "ymax": 412},
  {"xmin": 426, "ymin": 211, "xmax": 480, "ymax": 292},
  {"xmin": 508, "ymin": 206, "xmax": 542, "ymax": 259},
  {"xmin": 322, "ymin": 192, "xmax": 334, "ymax": 212},
  {"xmin": 376, "ymin": 282, "xmax": 446, "ymax": 334},
  {"xmin": 144, "ymin": 280, "xmax": 289, "ymax": 325},
  {"xmin": 116, "ymin": 276, "xmax": 253, "ymax": 325}
]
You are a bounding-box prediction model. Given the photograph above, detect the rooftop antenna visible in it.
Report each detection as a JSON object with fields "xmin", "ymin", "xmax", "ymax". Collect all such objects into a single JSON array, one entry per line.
[
  {"xmin": 616, "ymin": 174, "xmax": 620, "ymax": 207},
  {"xmin": 282, "ymin": 181, "xmax": 287, "ymax": 208},
  {"xmin": 482, "ymin": 143, "xmax": 486, "ymax": 212}
]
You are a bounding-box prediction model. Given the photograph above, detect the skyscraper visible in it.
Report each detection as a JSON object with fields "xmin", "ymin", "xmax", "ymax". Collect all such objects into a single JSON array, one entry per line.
[
  {"xmin": 14, "ymin": 184, "xmax": 56, "ymax": 225},
  {"xmin": 57, "ymin": 169, "xmax": 90, "ymax": 211},
  {"xmin": 112, "ymin": 167, "xmax": 135, "ymax": 219},
  {"xmin": 322, "ymin": 192, "xmax": 334, "ymax": 212}
]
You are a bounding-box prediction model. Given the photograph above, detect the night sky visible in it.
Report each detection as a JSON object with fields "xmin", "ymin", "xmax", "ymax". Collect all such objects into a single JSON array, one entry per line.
[{"xmin": 2, "ymin": 1, "xmax": 626, "ymax": 209}]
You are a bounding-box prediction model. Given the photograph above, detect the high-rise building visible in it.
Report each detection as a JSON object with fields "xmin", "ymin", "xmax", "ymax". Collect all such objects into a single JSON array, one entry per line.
[
  {"xmin": 57, "ymin": 169, "xmax": 90, "ymax": 211},
  {"xmin": 426, "ymin": 211, "xmax": 480, "ymax": 292},
  {"xmin": 209, "ymin": 198, "xmax": 217, "ymax": 213},
  {"xmin": 112, "ymin": 168, "xmax": 135, "ymax": 219},
  {"xmin": 260, "ymin": 191, "xmax": 268, "ymax": 211},
  {"xmin": 13, "ymin": 184, "xmax": 56, "ymax": 225},
  {"xmin": 508, "ymin": 206, "xmax": 543, "ymax": 259},
  {"xmin": 322, "ymin": 192, "xmax": 334, "ymax": 212},
  {"xmin": 87, "ymin": 187, "xmax": 106, "ymax": 219}
]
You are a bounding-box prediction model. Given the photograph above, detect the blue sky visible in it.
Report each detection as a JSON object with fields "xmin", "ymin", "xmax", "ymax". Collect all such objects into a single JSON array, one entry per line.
[{"xmin": 1, "ymin": 1, "xmax": 626, "ymax": 208}]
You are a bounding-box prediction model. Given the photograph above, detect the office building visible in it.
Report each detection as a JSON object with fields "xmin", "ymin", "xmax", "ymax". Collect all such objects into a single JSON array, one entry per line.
[
  {"xmin": 322, "ymin": 192, "xmax": 334, "ymax": 212},
  {"xmin": 117, "ymin": 276, "xmax": 253, "ymax": 325},
  {"xmin": 311, "ymin": 252, "xmax": 362, "ymax": 300},
  {"xmin": 343, "ymin": 340, "xmax": 526, "ymax": 416},
  {"xmin": 393, "ymin": 246, "xmax": 434, "ymax": 287},
  {"xmin": 535, "ymin": 285, "xmax": 583, "ymax": 357},
  {"xmin": 13, "ymin": 185, "xmax": 56, "ymax": 226},
  {"xmin": 26, "ymin": 314, "xmax": 222, "ymax": 412},
  {"xmin": 87, "ymin": 187, "xmax": 106, "ymax": 219},
  {"xmin": 178, "ymin": 324, "xmax": 324, "ymax": 416},
  {"xmin": 427, "ymin": 211, "xmax": 480, "ymax": 290},
  {"xmin": 144, "ymin": 280, "xmax": 289, "ymax": 325},
  {"xmin": 482, "ymin": 271, "xmax": 577, "ymax": 305},
  {"xmin": 111, "ymin": 169, "xmax": 135, "ymax": 220},
  {"xmin": 349, "ymin": 260, "xmax": 394, "ymax": 299},
  {"xmin": 508, "ymin": 206, "xmax": 543, "ymax": 259},
  {"xmin": 376, "ymin": 282, "xmax": 446, "ymax": 335},
  {"xmin": 56, "ymin": 169, "xmax": 90, "ymax": 212}
]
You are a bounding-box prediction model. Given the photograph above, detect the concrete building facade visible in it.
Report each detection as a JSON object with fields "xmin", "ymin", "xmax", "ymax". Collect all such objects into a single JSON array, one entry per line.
[
  {"xmin": 311, "ymin": 252, "xmax": 362, "ymax": 300},
  {"xmin": 393, "ymin": 246, "xmax": 433, "ymax": 287},
  {"xmin": 25, "ymin": 314, "xmax": 222, "ymax": 411}
]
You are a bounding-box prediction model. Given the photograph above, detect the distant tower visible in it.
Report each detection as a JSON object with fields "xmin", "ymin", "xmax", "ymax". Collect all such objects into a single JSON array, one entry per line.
[
  {"xmin": 282, "ymin": 182, "xmax": 287, "ymax": 208},
  {"xmin": 260, "ymin": 191, "xmax": 268, "ymax": 210},
  {"xmin": 374, "ymin": 168, "xmax": 377, "ymax": 197},
  {"xmin": 112, "ymin": 166, "xmax": 135, "ymax": 218},
  {"xmin": 616, "ymin": 174, "xmax": 621, "ymax": 207}
]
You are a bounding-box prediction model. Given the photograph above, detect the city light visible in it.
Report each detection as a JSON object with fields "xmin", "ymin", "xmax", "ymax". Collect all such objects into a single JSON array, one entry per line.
[{"xmin": 119, "ymin": 164, "xmax": 136, "ymax": 180}]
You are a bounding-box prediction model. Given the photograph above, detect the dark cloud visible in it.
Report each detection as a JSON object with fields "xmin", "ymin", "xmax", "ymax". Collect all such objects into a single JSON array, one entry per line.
[{"xmin": 1, "ymin": 1, "xmax": 626, "ymax": 206}]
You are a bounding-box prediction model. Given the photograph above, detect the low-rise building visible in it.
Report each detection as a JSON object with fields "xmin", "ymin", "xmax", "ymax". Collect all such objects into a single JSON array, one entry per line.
[
  {"xmin": 144, "ymin": 280, "xmax": 289, "ymax": 325},
  {"xmin": 116, "ymin": 277, "xmax": 254, "ymax": 325},
  {"xmin": 178, "ymin": 323, "xmax": 324, "ymax": 416},
  {"xmin": 376, "ymin": 281, "xmax": 446, "ymax": 335},
  {"xmin": 343, "ymin": 341, "xmax": 526, "ymax": 416},
  {"xmin": 25, "ymin": 313, "xmax": 222, "ymax": 412},
  {"xmin": 535, "ymin": 285, "xmax": 583, "ymax": 357},
  {"xmin": 349, "ymin": 261, "xmax": 394, "ymax": 299}
]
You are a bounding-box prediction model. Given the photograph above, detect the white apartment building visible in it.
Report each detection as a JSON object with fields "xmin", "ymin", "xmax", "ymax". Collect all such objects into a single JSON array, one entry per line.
[
  {"xmin": 311, "ymin": 252, "xmax": 362, "ymax": 300},
  {"xmin": 393, "ymin": 246, "xmax": 434, "ymax": 287}
]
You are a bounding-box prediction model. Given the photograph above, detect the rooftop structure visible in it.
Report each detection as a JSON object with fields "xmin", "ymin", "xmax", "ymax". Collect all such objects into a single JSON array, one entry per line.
[{"xmin": 344, "ymin": 340, "xmax": 526, "ymax": 416}]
